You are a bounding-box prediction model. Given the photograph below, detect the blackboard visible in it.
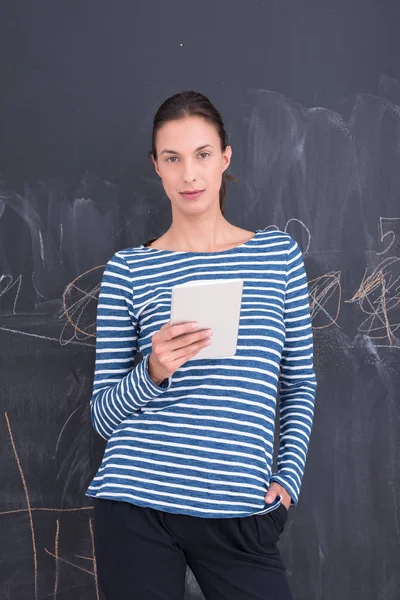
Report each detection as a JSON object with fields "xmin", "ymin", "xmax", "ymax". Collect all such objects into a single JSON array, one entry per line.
[{"xmin": 1, "ymin": 2, "xmax": 399, "ymax": 599}]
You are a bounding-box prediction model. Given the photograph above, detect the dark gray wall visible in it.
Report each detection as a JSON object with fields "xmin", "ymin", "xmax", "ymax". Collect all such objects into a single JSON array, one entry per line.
[{"xmin": 1, "ymin": 1, "xmax": 399, "ymax": 599}]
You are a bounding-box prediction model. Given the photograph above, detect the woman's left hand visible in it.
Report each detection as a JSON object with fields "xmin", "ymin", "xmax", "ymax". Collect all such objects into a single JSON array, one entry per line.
[{"xmin": 265, "ymin": 482, "xmax": 292, "ymax": 510}]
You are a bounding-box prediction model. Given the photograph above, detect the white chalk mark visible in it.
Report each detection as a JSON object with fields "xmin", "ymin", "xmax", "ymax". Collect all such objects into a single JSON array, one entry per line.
[
  {"xmin": 60, "ymin": 223, "xmax": 63, "ymax": 263},
  {"xmin": 285, "ymin": 218, "xmax": 312, "ymax": 254},
  {"xmin": 31, "ymin": 271, "xmax": 50, "ymax": 300},
  {"xmin": 0, "ymin": 273, "xmax": 23, "ymax": 314},
  {"xmin": 54, "ymin": 407, "xmax": 80, "ymax": 459},
  {"xmin": 39, "ymin": 229, "xmax": 45, "ymax": 263}
]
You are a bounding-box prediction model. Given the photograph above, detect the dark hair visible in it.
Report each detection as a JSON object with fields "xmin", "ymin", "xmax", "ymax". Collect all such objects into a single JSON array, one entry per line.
[{"xmin": 149, "ymin": 90, "xmax": 238, "ymax": 214}]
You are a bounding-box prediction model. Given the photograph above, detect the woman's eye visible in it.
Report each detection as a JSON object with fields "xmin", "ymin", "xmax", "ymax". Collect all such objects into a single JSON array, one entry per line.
[{"xmin": 166, "ymin": 152, "xmax": 210, "ymax": 163}]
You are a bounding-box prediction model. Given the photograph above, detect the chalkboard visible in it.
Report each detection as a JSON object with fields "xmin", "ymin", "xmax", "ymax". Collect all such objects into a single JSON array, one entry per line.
[{"xmin": 1, "ymin": 2, "xmax": 399, "ymax": 599}]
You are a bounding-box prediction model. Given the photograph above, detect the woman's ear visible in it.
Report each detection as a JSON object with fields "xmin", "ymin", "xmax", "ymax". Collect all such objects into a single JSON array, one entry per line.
[
  {"xmin": 222, "ymin": 145, "xmax": 232, "ymax": 173},
  {"xmin": 151, "ymin": 154, "xmax": 161, "ymax": 177}
]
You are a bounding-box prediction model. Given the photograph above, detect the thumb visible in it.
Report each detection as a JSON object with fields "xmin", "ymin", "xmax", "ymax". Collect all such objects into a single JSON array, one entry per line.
[{"xmin": 265, "ymin": 482, "xmax": 281, "ymax": 504}]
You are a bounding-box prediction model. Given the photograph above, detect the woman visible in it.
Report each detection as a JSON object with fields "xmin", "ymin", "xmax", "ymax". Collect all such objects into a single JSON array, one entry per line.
[{"xmin": 86, "ymin": 90, "xmax": 317, "ymax": 599}]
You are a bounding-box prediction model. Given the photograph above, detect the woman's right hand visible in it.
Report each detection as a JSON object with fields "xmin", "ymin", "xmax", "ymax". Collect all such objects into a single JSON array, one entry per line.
[{"xmin": 148, "ymin": 321, "xmax": 213, "ymax": 385}]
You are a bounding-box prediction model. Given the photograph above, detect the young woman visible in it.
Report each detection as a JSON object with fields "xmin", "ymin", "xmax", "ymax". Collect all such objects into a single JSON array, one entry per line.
[{"xmin": 86, "ymin": 90, "xmax": 317, "ymax": 599}]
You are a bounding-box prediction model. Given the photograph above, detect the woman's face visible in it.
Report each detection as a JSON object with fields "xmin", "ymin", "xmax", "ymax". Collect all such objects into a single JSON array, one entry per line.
[{"xmin": 152, "ymin": 115, "xmax": 232, "ymax": 212}]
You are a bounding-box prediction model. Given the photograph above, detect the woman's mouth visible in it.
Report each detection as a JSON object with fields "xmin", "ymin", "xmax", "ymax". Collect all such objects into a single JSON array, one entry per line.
[{"xmin": 180, "ymin": 190, "xmax": 204, "ymax": 200}]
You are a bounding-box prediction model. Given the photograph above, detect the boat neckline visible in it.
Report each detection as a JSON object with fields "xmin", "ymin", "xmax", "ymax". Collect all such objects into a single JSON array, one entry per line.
[{"xmin": 138, "ymin": 228, "xmax": 263, "ymax": 256}]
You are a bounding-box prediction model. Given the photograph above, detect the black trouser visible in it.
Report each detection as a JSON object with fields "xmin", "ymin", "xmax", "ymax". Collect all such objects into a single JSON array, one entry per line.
[{"xmin": 94, "ymin": 497, "xmax": 294, "ymax": 600}]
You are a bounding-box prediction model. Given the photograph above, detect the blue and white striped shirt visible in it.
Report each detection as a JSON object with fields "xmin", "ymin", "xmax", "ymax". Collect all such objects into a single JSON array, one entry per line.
[{"xmin": 86, "ymin": 228, "xmax": 317, "ymax": 518}]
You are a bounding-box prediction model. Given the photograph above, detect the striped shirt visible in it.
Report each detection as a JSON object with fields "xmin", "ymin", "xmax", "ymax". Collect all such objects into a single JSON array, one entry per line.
[{"xmin": 85, "ymin": 227, "xmax": 317, "ymax": 518}]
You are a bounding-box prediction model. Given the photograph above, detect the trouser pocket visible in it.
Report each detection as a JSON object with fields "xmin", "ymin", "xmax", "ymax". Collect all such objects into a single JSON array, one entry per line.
[{"xmin": 253, "ymin": 503, "xmax": 288, "ymax": 547}]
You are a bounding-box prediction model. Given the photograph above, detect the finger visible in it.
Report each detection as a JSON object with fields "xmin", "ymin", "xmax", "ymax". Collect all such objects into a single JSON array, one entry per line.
[
  {"xmin": 265, "ymin": 482, "xmax": 282, "ymax": 503},
  {"xmin": 164, "ymin": 335, "xmax": 211, "ymax": 363},
  {"xmin": 167, "ymin": 321, "xmax": 199, "ymax": 338},
  {"xmin": 160, "ymin": 329, "xmax": 210, "ymax": 354}
]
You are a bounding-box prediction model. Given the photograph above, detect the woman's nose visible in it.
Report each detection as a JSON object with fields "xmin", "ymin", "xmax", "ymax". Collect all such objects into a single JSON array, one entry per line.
[{"xmin": 183, "ymin": 161, "xmax": 197, "ymax": 182}]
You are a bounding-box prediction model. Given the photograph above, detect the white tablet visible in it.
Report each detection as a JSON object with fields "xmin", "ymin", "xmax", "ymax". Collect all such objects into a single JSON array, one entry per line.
[{"xmin": 170, "ymin": 278, "xmax": 244, "ymax": 359}]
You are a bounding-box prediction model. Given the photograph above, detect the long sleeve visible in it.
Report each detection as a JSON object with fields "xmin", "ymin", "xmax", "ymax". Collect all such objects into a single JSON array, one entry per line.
[
  {"xmin": 270, "ymin": 236, "xmax": 317, "ymax": 506},
  {"xmin": 90, "ymin": 251, "xmax": 172, "ymax": 441}
]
